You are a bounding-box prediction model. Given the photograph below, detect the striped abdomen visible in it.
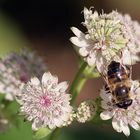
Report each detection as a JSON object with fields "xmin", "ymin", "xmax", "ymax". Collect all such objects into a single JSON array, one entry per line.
[{"xmin": 107, "ymin": 61, "xmax": 130, "ymax": 84}]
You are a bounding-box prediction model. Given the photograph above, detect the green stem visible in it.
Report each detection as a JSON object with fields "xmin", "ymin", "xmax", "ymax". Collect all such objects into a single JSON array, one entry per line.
[
  {"xmin": 70, "ymin": 62, "xmax": 88, "ymax": 104},
  {"xmin": 48, "ymin": 128, "xmax": 61, "ymax": 140}
]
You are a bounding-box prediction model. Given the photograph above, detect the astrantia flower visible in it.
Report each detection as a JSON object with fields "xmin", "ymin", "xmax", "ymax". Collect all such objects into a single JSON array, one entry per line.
[
  {"xmin": 76, "ymin": 100, "xmax": 96, "ymax": 123},
  {"xmin": 70, "ymin": 7, "xmax": 140, "ymax": 72},
  {"xmin": 0, "ymin": 49, "xmax": 47, "ymax": 100},
  {"xmin": 100, "ymin": 80, "xmax": 140, "ymax": 136},
  {"xmin": 16, "ymin": 72, "xmax": 72, "ymax": 130}
]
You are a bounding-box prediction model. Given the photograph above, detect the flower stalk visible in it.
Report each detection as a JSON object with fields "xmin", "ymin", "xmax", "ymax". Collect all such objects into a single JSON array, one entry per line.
[
  {"xmin": 70, "ymin": 62, "xmax": 88, "ymax": 104},
  {"xmin": 48, "ymin": 128, "xmax": 61, "ymax": 140}
]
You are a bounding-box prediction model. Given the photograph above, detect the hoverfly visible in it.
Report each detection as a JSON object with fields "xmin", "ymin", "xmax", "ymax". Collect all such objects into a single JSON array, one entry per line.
[{"xmin": 103, "ymin": 61, "xmax": 133, "ymax": 109}]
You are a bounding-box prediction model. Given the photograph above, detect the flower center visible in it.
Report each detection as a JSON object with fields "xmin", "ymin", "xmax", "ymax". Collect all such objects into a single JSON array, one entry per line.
[{"xmin": 40, "ymin": 95, "xmax": 51, "ymax": 107}]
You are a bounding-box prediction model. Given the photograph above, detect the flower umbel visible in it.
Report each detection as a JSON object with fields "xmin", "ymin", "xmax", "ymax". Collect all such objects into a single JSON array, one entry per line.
[
  {"xmin": 62, "ymin": 110, "xmax": 76, "ymax": 127},
  {"xmin": 70, "ymin": 7, "xmax": 140, "ymax": 72},
  {"xmin": 100, "ymin": 80, "xmax": 140, "ymax": 136},
  {"xmin": 76, "ymin": 100, "xmax": 96, "ymax": 123},
  {"xmin": 16, "ymin": 72, "xmax": 72, "ymax": 130},
  {"xmin": 0, "ymin": 49, "xmax": 47, "ymax": 100}
]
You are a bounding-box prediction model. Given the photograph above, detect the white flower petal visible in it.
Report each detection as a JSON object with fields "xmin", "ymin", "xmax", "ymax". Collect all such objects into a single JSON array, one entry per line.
[
  {"xmin": 70, "ymin": 37, "xmax": 90, "ymax": 47},
  {"xmin": 79, "ymin": 48, "xmax": 89, "ymax": 57},
  {"xmin": 31, "ymin": 77, "xmax": 40, "ymax": 86},
  {"xmin": 83, "ymin": 7, "xmax": 92, "ymax": 20},
  {"xmin": 134, "ymin": 116, "xmax": 140, "ymax": 123},
  {"xmin": 130, "ymin": 120, "xmax": 140, "ymax": 130},
  {"xmin": 71, "ymin": 27, "xmax": 85, "ymax": 38},
  {"xmin": 86, "ymin": 52, "xmax": 97, "ymax": 66},
  {"xmin": 42, "ymin": 72, "xmax": 52, "ymax": 85},
  {"xmin": 120, "ymin": 121, "xmax": 130, "ymax": 137},
  {"xmin": 100, "ymin": 110, "xmax": 114, "ymax": 120},
  {"xmin": 96, "ymin": 55, "xmax": 105, "ymax": 73},
  {"xmin": 55, "ymin": 81, "xmax": 69, "ymax": 92},
  {"xmin": 42, "ymin": 72, "xmax": 51, "ymax": 85},
  {"xmin": 112, "ymin": 117, "xmax": 122, "ymax": 133}
]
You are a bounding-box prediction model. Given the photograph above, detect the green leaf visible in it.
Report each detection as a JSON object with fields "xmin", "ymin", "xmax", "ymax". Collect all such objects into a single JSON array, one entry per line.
[
  {"xmin": 33, "ymin": 127, "xmax": 52, "ymax": 140},
  {"xmin": 0, "ymin": 94, "xmax": 5, "ymax": 102}
]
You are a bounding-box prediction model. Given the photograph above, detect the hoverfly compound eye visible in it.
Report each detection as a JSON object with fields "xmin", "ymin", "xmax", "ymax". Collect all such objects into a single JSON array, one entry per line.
[{"xmin": 115, "ymin": 86, "xmax": 129, "ymax": 96}]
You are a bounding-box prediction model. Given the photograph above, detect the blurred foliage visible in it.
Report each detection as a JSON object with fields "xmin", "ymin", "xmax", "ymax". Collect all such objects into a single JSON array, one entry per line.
[
  {"xmin": 0, "ymin": 94, "xmax": 32, "ymax": 140},
  {"xmin": 0, "ymin": 12, "xmax": 27, "ymax": 57}
]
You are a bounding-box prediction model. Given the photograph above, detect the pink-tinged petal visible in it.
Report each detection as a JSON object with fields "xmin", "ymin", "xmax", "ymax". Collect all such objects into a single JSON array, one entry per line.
[
  {"xmin": 71, "ymin": 27, "xmax": 85, "ymax": 38},
  {"xmin": 55, "ymin": 81, "xmax": 69, "ymax": 92},
  {"xmin": 135, "ymin": 88, "xmax": 140, "ymax": 96},
  {"xmin": 87, "ymin": 57, "xmax": 95, "ymax": 66},
  {"xmin": 70, "ymin": 37, "xmax": 90, "ymax": 47},
  {"xmin": 129, "ymin": 120, "xmax": 140, "ymax": 130},
  {"xmin": 100, "ymin": 110, "xmax": 114, "ymax": 120},
  {"xmin": 96, "ymin": 55, "xmax": 105, "ymax": 73},
  {"xmin": 31, "ymin": 77, "xmax": 40, "ymax": 86},
  {"xmin": 42, "ymin": 72, "xmax": 58, "ymax": 87},
  {"xmin": 112, "ymin": 117, "xmax": 122, "ymax": 133},
  {"xmin": 42, "ymin": 72, "xmax": 51, "ymax": 84},
  {"xmin": 134, "ymin": 116, "xmax": 140, "ymax": 123},
  {"xmin": 86, "ymin": 52, "xmax": 97, "ymax": 66},
  {"xmin": 120, "ymin": 121, "xmax": 130, "ymax": 137},
  {"xmin": 122, "ymin": 49, "xmax": 138, "ymax": 65}
]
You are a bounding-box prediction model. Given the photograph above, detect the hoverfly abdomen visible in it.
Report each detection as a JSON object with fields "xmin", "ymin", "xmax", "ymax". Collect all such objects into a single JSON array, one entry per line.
[{"xmin": 107, "ymin": 61, "xmax": 129, "ymax": 84}]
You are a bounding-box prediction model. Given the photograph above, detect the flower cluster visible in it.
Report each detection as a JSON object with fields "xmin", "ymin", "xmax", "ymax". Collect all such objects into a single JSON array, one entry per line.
[
  {"xmin": 62, "ymin": 111, "xmax": 76, "ymax": 127},
  {"xmin": 76, "ymin": 100, "xmax": 96, "ymax": 123},
  {"xmin": 100, "ymin": 80, "xmax": 140, "ymax": 136},
  {"xmin": 70, "ymin": 7, "xmax": 140, "ymax": 72},
  {"xmin": 0, "ymin": 49, "xmax": 47, "ymax": 100},
  {"xmin": 16, "ymin": 72, "xmax": 72, "ymax": 130}
]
